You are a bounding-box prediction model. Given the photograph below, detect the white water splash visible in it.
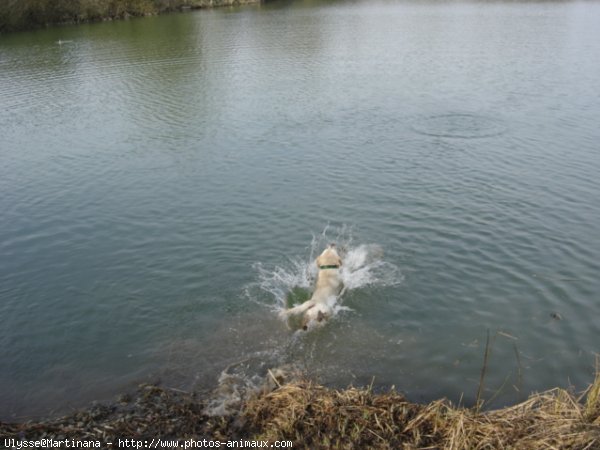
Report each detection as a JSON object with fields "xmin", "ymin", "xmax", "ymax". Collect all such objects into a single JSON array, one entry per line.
[
  {"xmin": 210, "ymin": 228, "xmax": 403, "ymax": 413},
  {"xmin": 204, "ymin": 369, "xmax": 257, "ymax": 416},
  {"xmin": 246, "ymin": 226, "xmax": 403, "ymax": 321},
  {"xmin": 204, "ymin": 359, "xmax": 302, "ymax": 416}
]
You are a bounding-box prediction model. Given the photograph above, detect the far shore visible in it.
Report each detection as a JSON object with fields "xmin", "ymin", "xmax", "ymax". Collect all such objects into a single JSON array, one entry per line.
[{"xmin": 0, "ymin": 0, "xmax": 262, "ymax": 34}]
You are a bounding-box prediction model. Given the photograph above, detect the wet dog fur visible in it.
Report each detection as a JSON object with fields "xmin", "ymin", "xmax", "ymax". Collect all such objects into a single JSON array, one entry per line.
[{"xmin": 280, "ymin": 244, "xmax": 343, "ymax": 330}]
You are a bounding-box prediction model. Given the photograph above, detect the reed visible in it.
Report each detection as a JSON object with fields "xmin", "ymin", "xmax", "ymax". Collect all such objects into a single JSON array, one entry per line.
[{"xmin": 475, "ymin": 329, "xmax": 492, "ymax": 412}]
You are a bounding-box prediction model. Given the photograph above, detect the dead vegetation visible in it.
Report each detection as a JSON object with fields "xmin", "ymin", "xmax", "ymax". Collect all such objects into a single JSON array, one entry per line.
[
  {"xmin": 2, "ymin": 371, "xmax": 599, "ymax": 449},
  {"xmin": 243, "ymin": 374, "xmax": 600, "ymax": 449}
]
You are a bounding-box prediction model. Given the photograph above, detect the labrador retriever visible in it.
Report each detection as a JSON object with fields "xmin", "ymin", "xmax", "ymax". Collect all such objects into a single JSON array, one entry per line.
[{"xmin": 281, "ymin": 244, "xmax": 343, "ymax": 330}]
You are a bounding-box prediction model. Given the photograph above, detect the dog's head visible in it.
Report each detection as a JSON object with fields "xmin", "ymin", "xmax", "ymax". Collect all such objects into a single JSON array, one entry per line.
[{"xmin": 316, "ymin": 243, "xmax": 342, "ymax": 268}]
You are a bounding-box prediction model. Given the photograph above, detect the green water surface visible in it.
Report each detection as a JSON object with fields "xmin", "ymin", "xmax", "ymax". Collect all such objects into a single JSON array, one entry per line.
[{"xmin": 1, "ymin": 0, "xmax": 600, "ymax": 419}]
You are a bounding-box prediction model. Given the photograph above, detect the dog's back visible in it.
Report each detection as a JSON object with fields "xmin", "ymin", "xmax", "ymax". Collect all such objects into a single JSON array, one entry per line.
[
  {"xmin": 301, "ymin": 245, "xmax": 343, "ymax": 327},
  {"xmin": 312, "ymin": 262, "xmax": 342, "ymax": 302},
  {"xmin": 315, "ymin": 245, "xmax": 342, "ymax": 286}
]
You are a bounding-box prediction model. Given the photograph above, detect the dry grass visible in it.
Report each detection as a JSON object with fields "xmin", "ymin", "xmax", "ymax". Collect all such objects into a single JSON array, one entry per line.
[
  {"xmin": 2, "ymin": 374, "xmax": 599, "ymax": 449},
  {"xmin": 242, "ymin": 373, "xmax": 600, "ymax": 449}
]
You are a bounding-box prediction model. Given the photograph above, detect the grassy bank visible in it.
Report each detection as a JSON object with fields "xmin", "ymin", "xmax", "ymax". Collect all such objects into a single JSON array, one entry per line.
[
  {"xmin": 0, "ymin": 0, "xmax": 260, "ymax": 33},
  {"xmin": 2, "ymin": 373, "xmax": 599, "ymax": 449}
]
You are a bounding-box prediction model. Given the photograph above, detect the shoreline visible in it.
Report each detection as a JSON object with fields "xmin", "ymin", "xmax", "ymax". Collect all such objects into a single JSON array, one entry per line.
[
  {"xmin": 0, "ymin": 0, "xmax": 262, "ymax": 34},
  {"xmin": 2, "ymin": 373, "xmax": 599, "ymax": 449}
]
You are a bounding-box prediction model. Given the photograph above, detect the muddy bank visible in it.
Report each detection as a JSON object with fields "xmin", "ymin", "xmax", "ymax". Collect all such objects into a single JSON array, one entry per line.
[
  {"xmin": 2, "ymin": 372, "xmax": 599, "ymax": 449},
  {"xmin": 0, "ymin": 0, "xmax": 261, "ymax": 33}
]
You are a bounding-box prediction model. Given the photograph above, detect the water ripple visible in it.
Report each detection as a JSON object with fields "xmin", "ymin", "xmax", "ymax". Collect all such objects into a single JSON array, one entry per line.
[
  {"xmin": 412, "ymin": 113, "xmax": 507, "ymax": 139},
  {"xmin": 2, "ymin": 1, "xmax": 600, "ymax": 419}
]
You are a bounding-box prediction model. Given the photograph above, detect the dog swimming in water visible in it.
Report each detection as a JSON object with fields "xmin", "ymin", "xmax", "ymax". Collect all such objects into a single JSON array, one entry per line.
[{"xmin": 280, "ymin": 244, "xmax": 343, "ymax": 330}]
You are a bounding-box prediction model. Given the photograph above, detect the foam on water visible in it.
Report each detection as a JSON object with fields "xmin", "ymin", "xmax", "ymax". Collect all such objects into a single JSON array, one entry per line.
[
  {"xmin": 204, "ymin": 358, "xmax": 265, "ymax": 416},
  {"xmin": 247, "ymin": 226, "xmax": 404, "ymax": 322}
]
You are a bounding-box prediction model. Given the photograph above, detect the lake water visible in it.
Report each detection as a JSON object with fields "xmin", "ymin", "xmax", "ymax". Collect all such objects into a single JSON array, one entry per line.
[{"xmin": 1, "ymin": 0, "xmax": 600, "ymax": 420}]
